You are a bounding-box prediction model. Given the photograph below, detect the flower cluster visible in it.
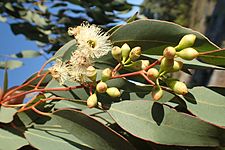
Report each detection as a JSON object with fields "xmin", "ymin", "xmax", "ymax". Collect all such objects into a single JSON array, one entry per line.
[{"xmin": 49, "ymin": 22, "xmax": 112, "ymax": 84}]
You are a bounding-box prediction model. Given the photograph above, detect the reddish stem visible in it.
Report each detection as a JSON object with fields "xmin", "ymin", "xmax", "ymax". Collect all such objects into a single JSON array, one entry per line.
[
  {"xmin": 35, "ymin": 71, "xmax": 50, "ymax": 89},
  {"xmin": 38, "ymin": 61, "xmax": 49, "ymax": 75},
  {"xmin": 1, "ymin": 85, "xmax": 84, "ymax": 104},
  {"xmin": 140, "ymin": 73, "xmax": 155, "ymax": 85},
  {"xmin": 2, "ymin": 74, "xmax": 43, "ymax": 99},
  {"xmin": 144, "ymin": 57, "xmax": 163, "ymax": 71},
  {"xmin": 112, "ymin": 63, "xmax": 122, "ymax": 76},
  {"xmin": 199, "ymin": 48, "xmax": 225, "ymax": 55},
  {"xmin": 112, "ymin": 70, "xmax": 143, "ymax": 79}
]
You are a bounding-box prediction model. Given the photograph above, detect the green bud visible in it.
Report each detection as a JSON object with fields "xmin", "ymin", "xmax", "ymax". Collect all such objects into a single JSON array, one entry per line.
[
  {"xmin": 147, "ymin": 68, "xmax": 159, "ymax": 81},
  {"xmin": 163, "ymin": 46, "xmax": 176, "ymax": 59},
  {"xmin": 87, "ymin": 93, "xmax": 98, "ymax": 108},
  {"xmin": 106, "ymin": 87, "xmax": 121, "ymax": 98},
  {"xmin": 159, "ymin": 57, "xmax": 174, "ymax": 72},
  {"xmin": 176, "ymin": 48, "xmax": 199, "ymax": 60},
  {"xmin": 171, "ymin": 60, "xmax": 183, "ymax": 72},
  {"xmin": 112, "ymin": 46, "xmax": 122, "ymax": 62},
  {"xmin": 86, "ymin": 66, "xmax": 97, "ymax": 81},
  {"xmin": 121, "ymin": 43, "xmax": 131, "ymax": 62},
  {"xmin": 141, "ymin": 60, "xmax": 150, "ymax": 70},
  {"xmin": 129, "ymin": 46, "xmax": 141, "ymax": 61},
  {"xmin": 151, "ymin": 86, "xmax": 163, "ymax": 101},
  {"xmin": 166, "ymin": 78, "xmax": 188, "ymax": 95},
  {"xmin": 96, "ymin": 82, "xmax": 107, "ymax": 93},
  {"xmin": 101, "ymin": 68, "xmax": 112, "ymax": 82},
  {"xmin": 175, "ymin": 34, "xmax": 196, "ymax": 50}
]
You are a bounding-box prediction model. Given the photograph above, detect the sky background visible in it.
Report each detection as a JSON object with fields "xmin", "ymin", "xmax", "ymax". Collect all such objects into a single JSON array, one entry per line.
[{"xmin": 0, "ymin": 0, "xmax": 143, "ymax": 88}]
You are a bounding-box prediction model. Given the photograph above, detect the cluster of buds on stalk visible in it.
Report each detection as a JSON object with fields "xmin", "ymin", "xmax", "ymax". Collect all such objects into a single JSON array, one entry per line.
[
  {"xmin": 147, "ymin": 34, "xmax": 198, "ymax": 100},
  {"xmin": 86, "ymin": 67, "xmax": 121, "ymax": 108},
  {"xmin": 112, "ymin": 43, "xmax": 149, "ymax": 71}
]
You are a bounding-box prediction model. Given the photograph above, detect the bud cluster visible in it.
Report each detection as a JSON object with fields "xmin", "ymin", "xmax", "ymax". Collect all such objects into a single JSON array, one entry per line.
[
  {"xmin": 86, "ymin": 67, "xmax": 121, "ymax": 108},
  {"xmin": 87, "ymin": 34, "xmax": 198, "ymax": 106},
  {"xmin": 147, "ymin": 34, "xmax": 197, "ymax": 100}
]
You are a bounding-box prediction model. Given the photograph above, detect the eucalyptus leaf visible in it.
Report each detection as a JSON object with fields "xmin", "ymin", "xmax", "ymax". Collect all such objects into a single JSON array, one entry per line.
[
  {"xmin": 0, "ymin": 60, "xmax": 23, "ymax": 69},
  {"xmin": 108, "ymin": 100, "xmax": 225, "ymax": 146},
  {"xmin": 53, "ymin": 109, "xmax": 135, "ymax": 150},
  {"xmin": 0, "ymin": 106, "xmax": 17, "ymax": 123},
  {"xmin": 179, "ymin": 86, "xmax": 225, "ymax": 127},
  {"xmin": 10, "ymin": 50, "xmax": 41, "ymax": 58},
  {"xmin": 0, "ymin": 128, "xmax": 28, "ymax": 150},
  {"xmin": 110, "ymin": 19, "xmax": 224, "ymax": 66}
]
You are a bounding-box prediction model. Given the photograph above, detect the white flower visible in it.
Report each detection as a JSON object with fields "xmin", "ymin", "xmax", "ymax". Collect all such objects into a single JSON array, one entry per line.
[
  {"xmin": 48, "ymin": 59, "xmax": 69, "ymax": 85},
  {"xmin": 68, "ymin": 50, "xmax": 93, "ymax": 83},
  {"xmin": 74, "ymin": 22, "xmax": 112, "ymax": 58}
]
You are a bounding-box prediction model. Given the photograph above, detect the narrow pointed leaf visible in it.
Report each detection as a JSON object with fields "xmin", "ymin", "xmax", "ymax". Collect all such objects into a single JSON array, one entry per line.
[
  {"xmin": 0, "ymin": 60, "xmax": 23, "ymax": 69},
  {"xmin": 10, "ymin": 50, "xmax": 41, "ymax": 58}
]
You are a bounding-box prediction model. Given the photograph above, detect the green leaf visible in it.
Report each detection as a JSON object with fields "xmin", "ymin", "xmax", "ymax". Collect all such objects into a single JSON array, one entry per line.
[
  {"xmin": 110, "ymin": 19, "xmax": 223, "ymax": 66},
  {"xmin": 53, "ymin": 109, "xmax": 135, "ymax": 149},
  {"xmin": 142, "ymin": 54, "xmax": 225, "ymax": 70},
  {"xmin": 47, "ymin": 39, "xmax": 77, "ymax": 63},
  {"xmin": 0, "ymin": 128, "xmax": 28, "ymax": 150},
  {"xmin": 45, "ymin": 79, "xmax": 89, "ymax": 100},
  {"xmin": 10, "ymin": 50, "xmax": 41, "ymax": 58},
  {"xmin": 0, "ymin": 106, "xmax": 17, "ymax": 123},
  {"xmin": 0, "ymin": 60, "xmax": 23, "ymax": 69},
  {"xmin": 108, "ymin": 100, "xmax": 225, "ymax": 146},
  {"xmin": 53, "ymin": 99, "xmax": 87, "ymax": 111},
  {"xmin": 25, "ymin": 127, "xmax": 91, "ymax": 150},
  {"xmin": 179, "ymin": 86, "xmax": 225, "ymax": 127},
  {"xmin": 3, "ymin": 67, "xmax": 8, "ymax": 92},
  {"xmin": 0, "ymin": 15, "xmax": 7, "ymax": 22}
]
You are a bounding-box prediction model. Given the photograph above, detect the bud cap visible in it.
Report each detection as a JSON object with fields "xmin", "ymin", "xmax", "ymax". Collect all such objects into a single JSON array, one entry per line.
[
  {"xmin": 87, "ymin": 94, "xmax": 98, "ymax": 108},
  {"xmin": 112, "ymin": 46, "xmax": 122, "ymax": 62},
  {"xmin": 176, "ymin": 48, "xmax": 199, "ymax": 60},
  {"xmin": 151, "ymin": 86, "xmax": 163, "ymax": 101},
  {"xmin": 101, "ymin": 68, "xmax": 112, "ymax": 81},
  {"xmin": 96, "ymin": 82, "xmax": 108, "ymax": 93},
  {"xmin": 163, "ymin": 46, "xmax": 176, "ymax": 59},
  {"xmin": 121, "ymin": 43, "xmax": 131, "ymax": 62},
  {"xmin": 175, "ymin": 34, "xmax": 196, "ymax": 50},
  {"xmin": 106, "ymin": 87, "xmax": 121, "ymax": 98},
  {"xmin": 129, "ymin": 46, "xmax": 141, "ymax": 61}
]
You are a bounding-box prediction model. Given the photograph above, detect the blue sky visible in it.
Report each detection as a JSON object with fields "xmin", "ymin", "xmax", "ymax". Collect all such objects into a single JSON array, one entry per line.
[{"xmin": 0, "ymin": 0, "xmax": 143, "ymax": 88}]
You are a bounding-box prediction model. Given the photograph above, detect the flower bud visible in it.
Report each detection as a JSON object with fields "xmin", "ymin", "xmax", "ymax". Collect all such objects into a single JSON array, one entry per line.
[
  {"xmin": 166, "ymin": 79, "xmax": 188, "ymax": 95},
  {"xmin": 159, "ymin": 57, "xmax": 174, "ymax": 72},
  {"xmin": 141, "ymin": 60, "xmax": 150, "ymax": 70},
  {"xmin": 151, "ymin": 86, "xmax": 163, "ymax": 101},
  {"xmin": 163, "ymin": 46, "xmax": 176, "ymax": 59},
  {"xmin": 87, "ymin": 93, "xmax": 98, "ymax": 108},
  {"xmin": 147, "ymin": 68, "xmax": 159, "ymax": 81},
  {"xmin": 171, "ymin": 60, "xmax": 183, "ymax": 72},
  {"xmin": 121, "ymin": 43, "xmax": 131, "ymax": 62},
  {"xmin": 176, "ymin": 48, "xmax": 199, "ymax": 60},
  {"xmin": 129, "ymin": 46, "xmax": 141, "ymax": 61},
  {"xmin": 175, "ymin": 34, "xmax": 196, "ymax": 50},
  {"xmin": 96, "ymin": 82, "xmax": 107, "ymax": 93},
  {"xmin": 125, "ymin": 60, "xmax": 150, "ymax": 71},
  {"xmin": 106, "ymin": 87, "xmax": 121, "ymax": 98},
  {"xmin": 101, "ymin": 68, "xmax": 112, "ymax": 82},
  {"xmin": 112, "ymin": 46, "xmax": 122, "ymax": 62},
  {"xmin": 86, "ymin": 66, "xmax": 97, "ymax": 81}
]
